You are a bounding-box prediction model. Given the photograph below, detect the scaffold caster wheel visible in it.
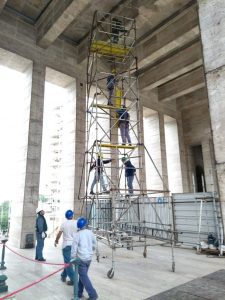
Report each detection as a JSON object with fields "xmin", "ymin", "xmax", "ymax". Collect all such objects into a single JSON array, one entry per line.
[
  {"xmin": 107, "ymin": 268, "xmax": 114, "ymax": 279},
  {"xmin": 172, "ymin": 262, "xmax": 175, "ymax": 272}
]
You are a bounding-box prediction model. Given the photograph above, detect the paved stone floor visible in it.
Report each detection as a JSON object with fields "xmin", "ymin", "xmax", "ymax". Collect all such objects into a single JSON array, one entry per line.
[
  {"xmin": 146, "ymin": 269, "xmax": 225, "ymax": 300},
  {"xmin": 0, "ymin": 238, "xmax": 224, "ymax": 299}
]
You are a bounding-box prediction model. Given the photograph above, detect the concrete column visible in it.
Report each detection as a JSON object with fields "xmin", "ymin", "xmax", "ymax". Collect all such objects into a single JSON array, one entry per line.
[
  {"xmin": 186, "ymin": 146, "xmax": 195, "ymax": 193},
  {"xmin": 198, "ymin": 0, "xmax": 225, "ymax": 222},
  {"xmin": 177, "ymin": 118, "xmax": 189, "ymax": 192},
  {"xmin": 9, "ymin": 62, "xmax": 46, "ymax": 248},
  {"xmin": 73, "ymin": 80, "xmax": 86, "ymax": 216},
  {"xmin": 202, "ymin": 138, "xmax": 218, "ymax": 192},
  {"xmin": 138, "ymin": 104, "xmax": 147, "ymax": 192},
  {"xmin": 158, "ymin": 113, "xmax": 169, "ymax": 192}
]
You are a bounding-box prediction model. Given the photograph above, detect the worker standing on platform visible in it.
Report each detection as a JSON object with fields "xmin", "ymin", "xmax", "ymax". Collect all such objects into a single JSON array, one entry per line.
[
  {"xmin": 90, "ymin": 153, "xmax": 112, "ymax": 194},
  {"xmin": 71, "ymin": 217, "xmax": 98, "ymax": 300},
  {"xmin": 35, "ymin": 207, "xmax": 48, "ymax": 261},
  {"xmin": 54, "ymin": 210, "xmax": 77, "ymax": 286},
  {"xmin": 121, "ymin": 157, "xmax": 136, "ymax": 195},
  {"xmin": 116, "ymin": 105, "xmax": 132, "ymax": 145},
  {"xmin": 111, "ymin": 17, "xmax": 127, "ymax": 43},
  {"xmin": 106, "ymin": 69, "xmax": 116, "ymax": 106}
]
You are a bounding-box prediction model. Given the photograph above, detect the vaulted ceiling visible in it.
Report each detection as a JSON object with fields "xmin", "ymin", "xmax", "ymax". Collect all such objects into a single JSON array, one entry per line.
[{"xmin": 0, "ymin": 0, "xmax": 206, "ymax": 110}]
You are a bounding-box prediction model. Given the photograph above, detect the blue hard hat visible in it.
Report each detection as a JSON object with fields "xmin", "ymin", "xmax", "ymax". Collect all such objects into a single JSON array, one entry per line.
[
  {"xmin": 77, "ymin": 217, "xmax": 87, "ymax": 229},
  {"xmin": 65, "ymin": 210, "xmax": 74, "ymax": 220}
]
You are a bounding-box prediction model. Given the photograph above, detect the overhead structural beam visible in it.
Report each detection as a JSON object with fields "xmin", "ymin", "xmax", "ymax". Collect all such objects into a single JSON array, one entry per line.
[
  {"xmin": 140, "ymin": 90, "xmax": 180, "ymax": 119},
  {"xmin": 176, "ymin": 87, "xmax": 208, "ymax": 111},
  {"xmin": 158, "ymin": 66, "xmax": 205, "ymax": 102},
  {"xmin": 137, "ymin": 5, "xmax": 199, "ymax": 68},
  {"xmin": 36, "ymin": 0, "xmax": 91, "ymax": 48},
  {"xmin": 139, "ymin": 41, "xmax": 203, "ymax": 90},
  {"xmin": 0, "ymin": 0, "xmax": 7, "ymax": 13}
]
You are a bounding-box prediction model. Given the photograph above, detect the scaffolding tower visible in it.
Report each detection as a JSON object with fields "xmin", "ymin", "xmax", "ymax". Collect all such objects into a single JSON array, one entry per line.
[{"xmin": 79, "ymin": 11, "xmax": 176, "ymax": 278}]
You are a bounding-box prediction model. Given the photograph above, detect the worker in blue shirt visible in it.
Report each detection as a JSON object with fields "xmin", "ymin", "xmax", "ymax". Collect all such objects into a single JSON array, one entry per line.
[
  {"xmin": 121, "ymin": 157, "xmax": 136, "ymax": 194},
  {"xmin": 116, "ymin": 106, "xmax": 132, "ymax": 145}
]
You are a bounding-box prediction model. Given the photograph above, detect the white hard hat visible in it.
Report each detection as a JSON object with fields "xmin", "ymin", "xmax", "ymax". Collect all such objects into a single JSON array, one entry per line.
[{"xmin": 36, "ymin": 207, "xmax": 44, "ymax": 214}]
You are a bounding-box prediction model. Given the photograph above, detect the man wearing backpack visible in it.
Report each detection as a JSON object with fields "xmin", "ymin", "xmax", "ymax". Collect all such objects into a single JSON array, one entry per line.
[{"xmin": 116, "ymin": 105, "xmax": 132, "ymax": 145}]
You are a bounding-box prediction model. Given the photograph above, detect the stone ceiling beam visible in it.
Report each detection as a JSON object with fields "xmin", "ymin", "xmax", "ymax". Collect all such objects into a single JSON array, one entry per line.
[
  {"xmin": 36, "ymin": 0, "xmax": 91, "ymax": 48},
  {"xmin": 140, "ymin": 90, "xmax": 180, "ymax": 119},
  {"xmin": 137, "ymin": 4, "xmax": 199, "ymax": 68},
  {"xmin": 139, "ymin": 41, "xmax": 203, "ymax": 90},
  {"xmin": 176, "ymin": 87, "xmax": 208, "ymax": 111},
  {"xmin": 158, "ymin": 66, "xmax": 205, "ymax": 102},
  {"xmin": 0, "ymin": 0, "xmax": 7, "ymax": 13}
]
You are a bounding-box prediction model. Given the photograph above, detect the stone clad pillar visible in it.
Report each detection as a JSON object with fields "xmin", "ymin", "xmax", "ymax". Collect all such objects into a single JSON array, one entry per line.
[
  {"xmin": 177, "ymin": 118, "xmax": 189, "ymax": 192},
  {"xmin": 9, "ymin": 62, "xmax": 46, "ymax": 248},
  {"xmin": 73, "ymin": 79, "xmax": 86, "ymax": 216},
  {"xmin": 201, "ymin": 138, "xmax": 218, "ymax": 193},
  {"xmin": 158, "ymin": 113, "xmax": 169, "ymax": 192},
  {"xmin": 198, "ymin": 0, "xmax": 225, "ymax": 222}
]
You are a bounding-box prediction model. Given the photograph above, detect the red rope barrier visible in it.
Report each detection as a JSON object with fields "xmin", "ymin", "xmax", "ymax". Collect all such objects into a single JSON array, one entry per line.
[
  {"xmin": 5, "ymin": 245, "xmax": 68, "ymax": 266},
  {"xmin": 0, "ymin": 266, "xmax": 65, "ymax": 299}
]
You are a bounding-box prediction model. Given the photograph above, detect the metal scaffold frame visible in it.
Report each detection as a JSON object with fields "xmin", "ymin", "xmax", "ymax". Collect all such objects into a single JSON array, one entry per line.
[{"xmin": 79, "ymin": 10, "xmax": 176, "ymax": 278}]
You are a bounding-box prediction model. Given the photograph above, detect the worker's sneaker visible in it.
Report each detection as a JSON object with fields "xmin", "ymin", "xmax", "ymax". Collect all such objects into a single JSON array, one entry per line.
[
  {"xmin": 66, "ymin": 280, "xmax": 74, "ymax": 286},
  {"xmin": 61, "ymin": 276, "xmax": 66, "ymax": 283},
  {"xmin": 90, "ymin": 191, "xmax": 95, "ymax": 195},
  {"xmin": 38, "ymin": 258, "xmax": 46, "ymax": 261}
]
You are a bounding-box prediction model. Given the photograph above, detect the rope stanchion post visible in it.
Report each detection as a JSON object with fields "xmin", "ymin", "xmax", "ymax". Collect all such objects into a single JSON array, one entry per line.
[
  {"xmin": 0, "ymin": 239, "xmax": 8, "ymax": 270},
  {"xmin": 0, "ymin": 275, "xmax": 8, "ymax": 294},
  {"xmin": 70, "ymin": 258, "xmax": 80, "ymax": 300}
]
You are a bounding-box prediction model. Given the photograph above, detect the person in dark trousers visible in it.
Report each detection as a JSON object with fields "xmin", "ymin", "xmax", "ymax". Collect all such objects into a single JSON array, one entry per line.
[
  {"xmin": 35, "ymin": 207, "xmax": 48, "ymax": 261},
  {"xmin": 54, "ymin": 209, "xmax": 77, "ymax": 286},
  {"xmin": 121, "ymin": 156, "xmax": 136, "ymax": 194},
  {"xmin": 116, "ymin": 106, "xmax": 132, "ymax": 145},
  {"xmin": 90, "ymin": 153, "xmax": 112, "ymax": 194},
  {"xmin": 71, "ymin": 217, "xmax": 98, "ymax": 300},
  {"xmin": 106, "ymin": 70, "xmax": 116, "ymax": 106},
  {"xmin": 111, "ymin": 17, "xmax": 127, "ymax": 43}
]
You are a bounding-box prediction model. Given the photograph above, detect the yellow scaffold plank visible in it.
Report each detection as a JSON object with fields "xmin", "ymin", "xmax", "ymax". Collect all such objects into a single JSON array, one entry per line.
[
  {"xmin": 92, "ymin": 104, "xmax": 119, "ymax": 109},
  {"xmin": 90, "ymin": 40, "xmax": 130, "ymax": 57},
  {"xmin": 100, "ymin": 143, "xmax": 136, "ymax": 149}
]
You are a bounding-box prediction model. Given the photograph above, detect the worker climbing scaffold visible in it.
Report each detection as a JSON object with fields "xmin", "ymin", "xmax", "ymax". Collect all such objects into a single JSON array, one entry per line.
[{"xmin": 79, "ymin": 11, "xmax": 176, "ymax": 278}]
